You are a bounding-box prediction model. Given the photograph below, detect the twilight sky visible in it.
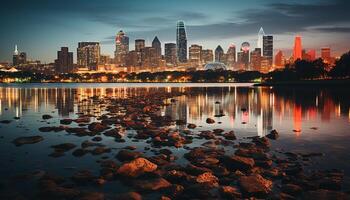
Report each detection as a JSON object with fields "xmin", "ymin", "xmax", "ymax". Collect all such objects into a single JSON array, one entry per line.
[{"xmin": 0, "ymin": 0, "xmax": 350, "ymax": 63}]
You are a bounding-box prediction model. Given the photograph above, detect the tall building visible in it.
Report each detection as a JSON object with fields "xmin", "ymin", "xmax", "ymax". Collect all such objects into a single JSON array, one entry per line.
[
  {"xmin": 12, "ymin": 45, "xmax": 27, "ymax": 66},
  {"xmin": 306, "ymin": 49, "xmax": 316, "ymax": 61},
  {"xmin": 215, "ymin": 45, "xmax": 225, "ymax": 63},
  {"xmin": 114, "ymin": 30, "xmax": 129, "ymax": 66},
  {"xmin": 152, "ymin": 36, "xmax": 162, "ymax": 59},
  {"xmin": 55, "ymin": 47, "xmax": 73, "ymax": 73},
  {"xmin": 263, "ymin": 35, "xmax": 273, "ymax": 67},
  {"xmin": 77, "ymin": 42, "xmax": 100, "ymax": 70},
  {"xmin": 164, "ymin": 43, "xmax": 177, "ymax": 66},
  {"xmin": 226, "ymin": 45, "xmax": 236, "ymax": 69},
  {"xmin": 275, "ymin": 50, "xmax": 285, "ymax": 68},
  {"xmin": 240, "ymin": 42, "xmax": 250, "ymax": 70},
  {"xmin": 141, "ymin": 47, "xmax": 158, "ymax": 68},
  {"xmin": 176, "ymin": 21, "xmax": 187, "ymax": 63},
  {"xmin": 293, "ymin": 36, "xmax": 302, "ymax": 60},
  {"xmin": 100, "ymin": 55, "xmax": 111, "ymax": 65},
  {"xmin": 250, "ymin": 48, "xmax": 262, "ymax": 71},
  {"xmin": 321, "ymin": 47, "xmax": 331, "ymax": 63},
  {"xmin": 201, "ymin": 49, "xmax": 213, "ymax": 65},
  {"xmin": 189, "ymin": 44, "xmax": 202, "ymax": 67},
  {"xmin": 135, "ymin": 39, "xmax": 145, "ymax": 52},
  {"xmin": 126, "ymin": 50, "xmax": 142, "ymax": 67},
  {"xmin": 257, "ymin": 27, "xmax": 265, "ymax": 56}
]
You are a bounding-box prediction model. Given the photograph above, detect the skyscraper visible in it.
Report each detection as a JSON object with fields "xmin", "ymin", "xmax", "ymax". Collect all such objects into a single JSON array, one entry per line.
[
  {"xmin": 176, "ymin": 21, "xmax": 187, "ymax": 63},
  {"xmin": 55, "ymin": 47, "xmax": 73, "ymax": 73},
  {"xmin": 115, "ymin": 30, "xmax": 129, "ymax": 66},
  {"xmin": 240, "ymin": 42, "xmax": 250, "ymax": 70},
  {"xmin": 152, "ymin": 36, "xmax": 162, "ymax": 59},
  {"xmin": 275, "ymin": 50, "xmax": 285, "ymax": 68},
  {"xmin": 321, "ymin": 47, "xmax": 331, "ymax": 63},
  {"xmin": 257, "ymin": 27, "xmax": 265, "ymax": 56},
  {"xmin": 250, "ymin": 48, "xmax": 262, "ymax": 71},
  {"xmin": 293, "ymin": 36, "xmax": 302, "ymax": 60},
  {"xmin": 141, "ymin": 47, "xmax": 158, "ymax": 68},
  {"xmin": 306, "ymin": 49, "xmax": 316, "ymax": 61},
  {"xmin": 77, "ymin": 42, "xmax": 100, "ymax": 70},
  {"xmin": 135, "ymin": 39, "xmax": 145, "ymax": 52},
  {"xmin": 215, "ymin": 45, "xmax": 225, "ymax": 63},
  {"xmin": 165, "ymin": 43, "xmax": 177, "ymax": 66},
  {"xmin": 189, "ymin": 44, "xmax": 202, "ymax": 67},
  {"xmin": 201, "ymin": 49, "xmax": 214, "ymax": 65},
  {"xmin": 12, "ymin": 45, "xmax": 27, "ymax": 66},
  {"xmin": 263, "ymin": 35, "xmax": 273, "ymax": 67},
  {"xmin": 226, "ymin": 45, "xmax": 236, "ymax": 69}
]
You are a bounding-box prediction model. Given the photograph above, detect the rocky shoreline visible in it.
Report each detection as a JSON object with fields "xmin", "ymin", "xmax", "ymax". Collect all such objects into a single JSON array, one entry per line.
[{"xmin": 2, "ymin": 90, "xmax": 349, "ymax": 200}]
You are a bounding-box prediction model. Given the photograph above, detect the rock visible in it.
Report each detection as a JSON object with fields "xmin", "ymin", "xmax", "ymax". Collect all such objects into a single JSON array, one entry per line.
[
  {"xmin": 88, "ymin": 122, "xmax": 108, "ymax": 132},
  {"xmin": 281, "ymin": 184, "xmax": 303, "ymax": 196},
  {"xmin": 117, "ymin": 157, "xmax": 157, "ymax": 177},
  {"xmin": 72, "ymin": 149, "xmax": 88, "ymax": 157},
  {"xmin": 196, "ymin": 172, "xmax": 219, "ymax": 187},
  {"xmin": 39, "ymin": 179, "xmax": 80, "ymax": 199},
  {"xmin": 92, "ymin": 136, "xmax": 102, "ymax": 142},
  {"xmin": 42, "ymin": 114, "xmax": 53, "ymax": 120},
  {"xmin": 116, "ymin": 150, "xmax": 142, "ymax": 162},
  {"xmin": 114, "ymin": 192, "xmax": 142, "ymax": 200},
  {"xmin": 103, "ymin": 128, "xmax": 122, "ymax": 138},
  {"xmin": 206, "ymin": 118, "xmax": 215, "ymax": 124},
  {"xmin": 91, "ymin": 147, "xmax": 111, "ymax": 155},
  {"xmin": 187, "ymin": 123, "xmax": 197, "ymax": 129},
  {"xmin": 39, "ymin": 126, "xmax": 65, "ymax": 132},
  {"xmin": 51, "ymin": 143, "xmax": 76, "ymax": 152},
  {"xmin": 303, "ymin": 189, "xmax": 348, "ymax": 200},
  {"xmin": 71, "ymin": 170, "xmax": 95, "ymax": 184},
  {"xmin": 220, "ymin": 186, "xmax": 242, "ymax": 199},
  {"xmin": 77, "ymin": 192, "xmax": 104, "ymax": 200},
  {"xmin": 0, "ymin": 120, "xmax": 12, "ymax": 124},
  {"xmin": 239, "ymin": 174, "xmax": 272, "ymax": 197},
  {"xmin": 266, "ymin": 129, "xmax": 279, "ymax": 140},
  {"xmin": 132, "ymin": 178, "xmax": 171, "ymax": 191},
  {"xmin": 60, "ymin": 119, "xmax": 73, "ymax": 125},
  {"xmin": 223, "ymin": 131, "xmax": 236, "ymax": 140},
  {"xmin": 12, "ymin": 136, "xmax": 44, "ymax": 146},
  {"xmin": 222, "ymin": 155, "xmax": 255, "ymax": 171}
]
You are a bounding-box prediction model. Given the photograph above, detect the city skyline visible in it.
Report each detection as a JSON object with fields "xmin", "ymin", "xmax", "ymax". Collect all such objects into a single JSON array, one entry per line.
[{"xmin": 0, "ymin": 0, "xmax": 350, "ymax": 63}]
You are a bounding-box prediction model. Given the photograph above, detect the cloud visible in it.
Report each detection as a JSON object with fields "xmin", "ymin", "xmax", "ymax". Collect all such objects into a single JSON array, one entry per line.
[{"xmin": 309, "ymin": 26, "xmax": 350, "ymax": 33}]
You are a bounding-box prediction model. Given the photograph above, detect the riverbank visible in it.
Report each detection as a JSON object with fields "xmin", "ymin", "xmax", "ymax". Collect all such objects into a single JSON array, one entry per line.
[{"xmin": 255, "ymin": 79, "xmax": 350, "ymax": 87}]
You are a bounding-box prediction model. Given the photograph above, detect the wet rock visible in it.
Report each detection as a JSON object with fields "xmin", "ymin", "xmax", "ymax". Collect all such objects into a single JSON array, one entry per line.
[
  {"xmin": 281, "ymin": 184, "xmax": 303, "ymax": 196},
  {"xmin": 71, "ymin": 170, "xmax": 95, "ymax": 184},
  {"xmin": 206, "ymin": 118, "xmax": 215, "ymax": 124},
  {"xmin": 51, "ymin": 143, "xmax": 76, "ymax": 152},
  {"xmin": 303, "ymin": 189, "xmax": 348, "ymax": 199},
  {"xmin": 266, "ymin": 129, "xmax": 279, "ymax": 140},
  {"xmin": 220, "ymin": 186, "xmax": 242, "ymax": 199},
  {"xmin": 60, "ymin": 119, "xmax": 73, "ymax": 125},
  {"xmin": 91, "ymin": 147, "xmax": 111, "ymax": 155},
  {"xmin": 39, "ymin": 126, "xmax": 65, "ymax": 132},
  {"xmin": 72, "ymin": 148, "xmax": 88, "ymax": 157},
  {"xmin": 238, "ymin": 174, "xmax": 273, "ymax": 197},
  {"xmin": 196, "ymin": 172, "xmax": 219, "ymax": 187},
  {"xmin": 114, "ymin": 192, "xmax": 142, "ymax": 200},
  {"xmin": 0, "ymin": 120, "xmax": 12, "ymax": 124},
  {"xmin": 116, "ymin": 150, "xmax": 143, "ymax": 162},
  {"xmin": 222, "ymin": 155, "xmax": 255, "ymax": 171},
  {"xmin": 103, "ymin": 128, "xmax": 122, "ymax": 138},
  {"xmin": 88, "ymin": 122, "xmax": 109, "ymax": 132},
  {"xmin": 77, "ymin": 192, "xmax": 104, "ymax": 200},
  {"xmin": 132, "ymin": 177, "xmax": 171, "ymax": 191},
  {"xmin": 39, "ymin": 179, "xmax": 80, "ymax": 199},
  {"xmin": 187, "ymin": 123, "xmax": 197, "ymax": 129},
  {"xmin": 12, "ymin": 136, "xmax": 44, "ymax": 146},
  {"xmin": 252, "ymin": 136, "xmax": 270, "ymax": 148},
  {"xmin": 42, "ymin": 114, "xmax": 53, "ymax": 120},
  {"xmin": 92, "ymin": 136, "xmax": 102, "ymax": 142},
  {"xmin": 223, "ymin": 131, "xmax": 236, "ymax": 140},
  {"xmin": 117, "ymin": 157, "xmax": 157, "ymax": 177}
]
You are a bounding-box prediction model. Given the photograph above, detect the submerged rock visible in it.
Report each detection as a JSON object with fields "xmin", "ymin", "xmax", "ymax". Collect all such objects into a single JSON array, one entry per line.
[
  {"xmin": 206, "ymin": 118, "xmax": 215, "ymax": 124},
  {"xmin": 12, "ymin": 136, "xmax": 44, "ymax": 146},
  {"xmin": 266, "ymin": 129, "xmax": 279, "ymax": 140},
  {"xmin": 42, "ymin": 114, "xmax": 53, "ymax": 120}
]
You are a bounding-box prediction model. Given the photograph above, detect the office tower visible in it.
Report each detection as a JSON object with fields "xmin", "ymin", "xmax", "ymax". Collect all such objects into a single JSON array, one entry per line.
[
  {"xmin": 306, "ymin": 49, "xmax": 316, "ymax": 61},
  {"xmin": 126, "ymin": 50, "xmax": 142, "ymax": 67},
  {"xmin": 240, "ymin": 42, "xmax": 250, "ymax": 70},
  {"xmin": 189, "ymin": 44, "xmax": 202, "ymax": 67},
  {"xmin": 293, "ymin": 36, "xmax": 302, "ymax": 60},
  {"xmin": 152, "ymin": 36, "xmax": 162, "ymax": 58},
  {"xmin": 55, "ymin": 47, "xmax": 73, "ymax": 73},
  {"xmin": 321, "ymin": 47, "xmax": 331, "ymax": 63},
  {"xmin": 176, "ymin": 21, "xmax": 187, "ymax": 63},
  {"xmin": 250, "ymin": 48, "xmax": 262, "ymax": 71},
  {"xmin": 135, "ymin": 39, "xmax": 145, "ymax": 52},
  {"xmin": 12, "ymin": 45, "xmax": 27, "ymax": 66},
  {"xmin": 77, "ymin": 42, "xmax": 100, "ymax": 70},
  {"xmin": 201, "ymin": 49, "xmax": 213, "ymax": 65},
  {"xmin": 275, "ymin": 50, "xmax": 285, "ymax": 68},
  {"xmin": 165, "ymin": 43, "xmax": 177, "ymax": 66},
  {"xmin": 261, "ymin": 57, "xmax": 271, "ymax": 73},
  {"xmin": 114, "ymin": 30, "xmax": 129, "ymax": 66},
  {"xmin": 226, "ymin": 44, "xmax": 236, "ymax": 69},
  {"xmin": 215, "ymin": 45, "xmax": 225, "ymax": 63},
  {"xmin": 263, "ymin": 35, "xmax": 273, "ymax": 67},
  {"xmin": 141, "ymin": 47, "xmax": 158, "ymax": 68},
  {"xmin": 99, "ymin": 55, "xmax": 111, "ymax": 65},
  {"xmin": 257, "ymin": 27, "xmax": 265, "ymax": 56}
]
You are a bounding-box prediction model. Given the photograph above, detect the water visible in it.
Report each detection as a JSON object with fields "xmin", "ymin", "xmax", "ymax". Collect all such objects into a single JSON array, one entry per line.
[{"xmin": 0, "ymin": 83, "xmax": 349, "ymax": 197}]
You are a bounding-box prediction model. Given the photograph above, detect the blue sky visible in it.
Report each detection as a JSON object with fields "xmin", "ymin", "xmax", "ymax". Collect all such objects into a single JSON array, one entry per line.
[{"xmin": 0, "ymin": 0, "xmax": 349, "ymax": 63}]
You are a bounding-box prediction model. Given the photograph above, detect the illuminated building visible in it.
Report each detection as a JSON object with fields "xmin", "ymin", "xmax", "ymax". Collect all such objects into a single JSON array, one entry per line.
[
  {"xmin": 275, "ymin": 50, "xmax": 285, "ymax": 68},
  {"xmin": 152, "ymin": 36, "xmax": 162, "ymax": 59},
  {"xmin": 54, "ymin": 47, "xmax": 74, "ymax": 73},
  {"xmin": 77, "ymin": 42, "xmax": 100, "ymax": 70},
  {"xmin": 321, "ymin": 47, "xmax": 331, "ymax": 63},
  {"xmin": 99, "ymin": 55, "xmax": 111, "ymax": 65},
  {"xmin": 306, "ymin": 49, "xmax": 316, "ymax": 61},
  {"xmin": 176, "ymin": 21, "xmax": 187, "ymax": 63},
  {"xmin": 189, "ymin": 44, "xmax": 202, "ymax": 67},
  {"xmin": 12, "ymin": 45, "xmax": 27, "ymax": 66},
  {"xmin": 263, "ymin": 35, "xmax": 273, "ymax": 68},
  {"xmin": 215, "ymin": 45, "xmax": 225, "ymax": 63},
  {"xmin": 135, "ymin": 39, "xmax": 145, "ymax": 52},
  {"xmin": 114, "ymin": 30, "xmax": 129, "ymax": 66},
  {"xmin": 141, "ymin": 47, "xmax": 158, "ymax": 68},
  {"xmin": 226, "ymin": 45, "xmax": 236, "ymax": 69},
  {"xmin": 293, "ymin": 36, "xmax": 302, "ymax": 60},
  {"xmin": 165, "ymin": 43, "xmax": 177, "ymax": 66},
  {"xmin": 126, "ymin": 50, "xmax": 142, "ymax": 67},
  {"xmin": 257, "ymin": 27, "xmax": 265, "ymax": 56},
  {"xmin": 261, "ymin": 57, "xmax": 271, "ymax": 73},
  {"xmin": 201, "ymin": 49, "xmax": 213, "ymax": 65},
  {"xmin": 250, "ymin": 48, "xmax": 261, "ymax": 72},
  {"xmin": 239, "ymin": 42, "xmax": 250, "ymax": 70}
]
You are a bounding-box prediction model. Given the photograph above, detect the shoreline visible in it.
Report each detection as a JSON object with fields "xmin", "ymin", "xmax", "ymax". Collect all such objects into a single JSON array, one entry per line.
[{"xmin": 254, "ymin": 79, "xmax": 350, "ymax": 87}]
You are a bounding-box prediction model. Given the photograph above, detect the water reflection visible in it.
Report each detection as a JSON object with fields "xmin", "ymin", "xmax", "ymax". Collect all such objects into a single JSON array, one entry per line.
[{"xmin": 1, "ymin": 86, "xmax": 349, "ymax": 137}]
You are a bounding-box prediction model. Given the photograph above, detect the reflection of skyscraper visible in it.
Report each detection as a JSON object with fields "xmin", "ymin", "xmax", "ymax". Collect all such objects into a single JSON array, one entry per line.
[
  {"xmin": 56, "ymin": 88, "xmax": 74, "ymax": 117},
  {"xmin": 293, "ymin": 36, "xmax": 302, "ymax": 60},
  {"xmin": 114, "ymin": 30, "xmax": 129, "ymax": 66},
  {"xmin": 256, "ymin": 88, "xmax": 273, "ymax": 136},
  {"xmin": 176, "ymin": 21, "xmax": 187, "ymax": 63},
  {"xmin": 293, "ymin": 105, "xmax": 302, "ymax": 135}
]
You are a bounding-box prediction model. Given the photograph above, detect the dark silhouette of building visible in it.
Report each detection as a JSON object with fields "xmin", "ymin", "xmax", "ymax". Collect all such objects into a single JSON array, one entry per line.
[
  {"xmin": 165, "ymin": 43, "xmax": 177, "ymax": 66},
  {"xmin": 263, "ymin": 35, "xmax": 273, "ymax": 67},
  {"xmin": 176, "ymin": 21, "xmax": 187, "ymax": 63},
  {"xmin": 215, "ymin": 45, "xmax": 225, "ymax": 63},
  {"xmin": 12, "ymin": 45, "xmax": 27, "ymax": 66},
  {"xmin": 141, "ymin": 47, "xmax": 158, "ymax": 68},
  {"xmin": 152, "ymin": 36, "xmax": 162, "ymax": 59},
  {"xmin": 55, "ymin": 47, "xmax": 73, "ymax": 73},
  {"xmin": 135, "ymin": 39, "xmax": 145, "ymax": 52}
]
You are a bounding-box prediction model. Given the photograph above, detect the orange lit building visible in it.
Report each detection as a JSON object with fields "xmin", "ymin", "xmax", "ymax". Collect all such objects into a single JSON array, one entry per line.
[{"xmin": 293, "ymin": 36, "xmax": 302, "ymax": 60}]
